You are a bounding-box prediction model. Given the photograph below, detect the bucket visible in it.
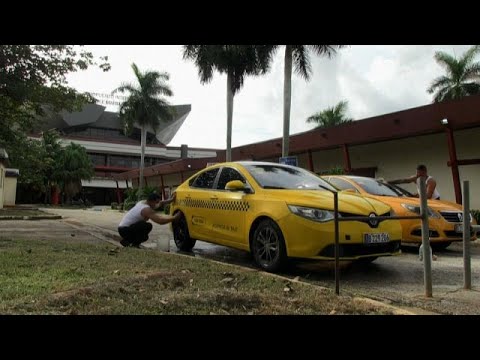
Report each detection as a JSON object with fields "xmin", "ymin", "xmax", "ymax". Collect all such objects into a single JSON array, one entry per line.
[{"xmin": 157, "ymin": 237, "xmax": 170, "ymax": 252}]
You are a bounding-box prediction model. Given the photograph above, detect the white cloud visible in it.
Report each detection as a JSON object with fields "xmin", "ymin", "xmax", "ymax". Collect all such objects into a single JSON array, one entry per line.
[{"xmin": 65, "ymin": 45, "xmax": 476, "ymax": 149}]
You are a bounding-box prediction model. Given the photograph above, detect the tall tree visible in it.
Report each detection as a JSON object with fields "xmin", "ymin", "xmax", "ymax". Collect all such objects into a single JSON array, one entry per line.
[
  {"xmin": 55, "ymin": 143, "xmax": 94, "ymax": 204},
  {"xmin": 183, "ymin": 45, "xmax": 274, "ymax": 161},
  {"xmin": 0, "ymin": 45, "xmax": 110, "ymax": 185},
  {"xmin": 427, "ymin": 45, "xmax": 480, "ymax": 102},
  {"xmin": 281, "ymin": 45, "xmax": 345, "ymax": 157},
  {"xmin": 114, "ymin": 63, "xmax": 174, "ymax": 194},
  {"xmin": 41, "ymin": 129, "xmax": 63, "ymax": 204},
  {"xmin": 306, "ymin": 100, "xmax": 353, "ymax": 129}
]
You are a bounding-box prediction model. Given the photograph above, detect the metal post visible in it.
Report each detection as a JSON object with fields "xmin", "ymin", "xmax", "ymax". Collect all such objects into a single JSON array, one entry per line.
[
  {"xmin": 334, "ymin": 191, "xmax": 340, "ymax": 295},
  {"xmin": 463, "ymin": 181, "xmax": 471, "ymax": 290},
  {"xmin": 419, "ymin": 177, "xmax": 433, "ymax": 297}
]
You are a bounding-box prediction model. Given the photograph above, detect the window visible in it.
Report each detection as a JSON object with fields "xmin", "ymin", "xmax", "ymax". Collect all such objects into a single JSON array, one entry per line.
[
  {"xmin": 327, "ymin": 178, "xmax": 359, "ymax": 192},
  {"xmin": 191, "ymin": 168, "xmax": 220, "ymax": 189},
  {"xmin": 243, "ymin": 164, "xmax": 336, "ymax": 191},
  {"xmin": 350, "ymin": 176, "xmax": 399, "ymax": 197},
  {"xmin": 89, "ymin": 153, "xmax": 106, "ymax": 166},
  {"xmin": 216, "ymin": 167, "xmax": 246, "ymax": 190}
]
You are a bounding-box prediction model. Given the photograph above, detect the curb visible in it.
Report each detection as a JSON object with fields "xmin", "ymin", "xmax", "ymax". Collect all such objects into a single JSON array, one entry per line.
[
  {"xmin": 139, "ymin": 245, "xmax": 424, "ymax": 315},
  {"xmin": 0, "ymin": 215, "xmax": 62, "ymax": 220}
]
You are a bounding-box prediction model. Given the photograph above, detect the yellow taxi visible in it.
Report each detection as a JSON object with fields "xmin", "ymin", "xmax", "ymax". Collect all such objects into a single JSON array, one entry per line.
[
  {"xmin": 170, "ymin": 162, "xmax": 403, "ymax": 272},
  {"xmin": 323, "ymin": 175, "xmax": 477, "ymax": 249}
]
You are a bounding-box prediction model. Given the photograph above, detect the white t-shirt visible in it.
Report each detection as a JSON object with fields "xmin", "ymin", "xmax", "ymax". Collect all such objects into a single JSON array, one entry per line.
[
  {"xmin": 119, "ymin": 201, "xmax": 150, "ymax": 227},
  {"xmin": 416, "ymin": 176, "xmax": 441, "ymax": 200}
]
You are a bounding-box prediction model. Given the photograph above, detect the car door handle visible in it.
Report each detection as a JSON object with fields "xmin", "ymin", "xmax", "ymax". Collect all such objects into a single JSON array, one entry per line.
[{"xmin": 210, "ymin": 196, "xmax": 218, "ymax": 200}]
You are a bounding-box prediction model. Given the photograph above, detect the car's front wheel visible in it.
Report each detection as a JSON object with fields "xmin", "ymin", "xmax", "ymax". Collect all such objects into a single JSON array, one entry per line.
[
  {"xmin": 173, "ymin": 212, "xmax": 196, "ymax": 251},
  {"xmin": 251, "ymin": 219, "xmax": 287, "ymax": 272},
  {"xmin": 355, "ymin": 256, "xmax": 378, "ymax": 265}
]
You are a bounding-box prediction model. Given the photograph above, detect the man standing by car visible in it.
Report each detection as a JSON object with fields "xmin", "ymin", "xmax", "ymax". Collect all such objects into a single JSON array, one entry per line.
[
  {"xmin": 118, "ymin": 193, "xmax": 180, "ymax": 248},
  {"xmin": 388, "ymin": 164, "xmax": 441, "ymax": 200}
]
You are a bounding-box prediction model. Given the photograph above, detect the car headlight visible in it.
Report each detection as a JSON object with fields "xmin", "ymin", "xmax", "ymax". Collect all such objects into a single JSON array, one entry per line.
[
  {"xmin": 288, "ymin": 205, "xmax": 336, "ymax": 222},
  {"xmin": 401, "ymin": 204, "xmax": 441, "ymax": 219}
]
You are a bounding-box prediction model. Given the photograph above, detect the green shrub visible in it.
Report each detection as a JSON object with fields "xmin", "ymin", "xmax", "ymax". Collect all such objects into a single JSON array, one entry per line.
[
  {"xmin": 318, "ymin": 165, "xmax": 345, "ymax": 176},
  {"xmin": 472, "ymin": 209, "xmax": 480, "ymax": 224},
  {"xmin": 123, "ymin": 200, "xmax": 136, "ymax": 211}
]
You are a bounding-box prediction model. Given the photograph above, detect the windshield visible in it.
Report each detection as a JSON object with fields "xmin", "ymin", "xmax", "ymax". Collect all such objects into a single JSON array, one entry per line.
[
  {"xmin": 385, "ymin": 182, "xmax": 415, "ymax": 197},
  {"xmin": 349, "ymin": 176, "xmax": 401, "ymax": 197},
  {"xmin": 243, "ymin": 164, "xmax": 337, "ymax": 191}
]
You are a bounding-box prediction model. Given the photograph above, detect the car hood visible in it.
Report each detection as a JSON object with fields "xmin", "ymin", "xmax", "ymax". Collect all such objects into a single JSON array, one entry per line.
[
  {"xmin": 264, "ymin": 190, "xmax": 392, "ymax": 215},
  {"xmin": 364, "ymin": 194, "xmax": 461, "ymax": 211}
]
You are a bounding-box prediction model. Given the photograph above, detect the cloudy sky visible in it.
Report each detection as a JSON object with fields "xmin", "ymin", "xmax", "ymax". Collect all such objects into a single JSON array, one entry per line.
[{"xmin": 65, "ymin": 45, "xmax": 473, "ymax": 149}]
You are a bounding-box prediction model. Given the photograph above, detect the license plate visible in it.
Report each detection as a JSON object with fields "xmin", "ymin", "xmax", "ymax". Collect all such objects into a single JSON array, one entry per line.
[
  {"xmin": 455, "ymin": 224, "xmax": 463, "ymax": 233},
  {"xmin": 364, "ymin": 233, "xmax": 390, "ymax": 244}
]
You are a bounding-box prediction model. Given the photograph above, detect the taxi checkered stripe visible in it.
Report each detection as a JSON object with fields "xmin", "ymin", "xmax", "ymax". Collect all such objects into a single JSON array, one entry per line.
[{"xmin": 180, "ymin": 198, "xmax": 250, "ymax": 211}]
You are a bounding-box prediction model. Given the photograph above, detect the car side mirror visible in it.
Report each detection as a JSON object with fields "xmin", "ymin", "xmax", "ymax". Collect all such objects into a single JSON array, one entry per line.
[{"xmin": 225, "ymin": 180, "xmax": 251, "ymax": 193}]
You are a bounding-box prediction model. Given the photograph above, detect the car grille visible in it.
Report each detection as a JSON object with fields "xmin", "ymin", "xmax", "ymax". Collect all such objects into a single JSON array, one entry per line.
[
  {"xmin": 440, "ymin": 211, "xmax": 462, "ymax": 223},
  {"xmin": 318, "ymin": 240, "xmax": 401, "ymax": 257},
  {"xmin": 339, "ymin": 210, "xmax": 393, "ymax": 228}
]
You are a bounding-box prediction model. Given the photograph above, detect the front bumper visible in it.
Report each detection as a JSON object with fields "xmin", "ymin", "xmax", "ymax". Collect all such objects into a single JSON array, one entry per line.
[{"xmin": 277, "ymin": 213, "xmax": 403, "ymax": 260}]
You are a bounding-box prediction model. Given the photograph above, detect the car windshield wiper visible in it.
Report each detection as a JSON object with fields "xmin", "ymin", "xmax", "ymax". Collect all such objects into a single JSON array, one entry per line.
[{"xmin": 263, "ymin": 185, "xmax": 286, "ymax": 189}]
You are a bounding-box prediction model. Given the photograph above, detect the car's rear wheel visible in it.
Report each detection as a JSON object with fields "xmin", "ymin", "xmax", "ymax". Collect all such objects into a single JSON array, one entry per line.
[
  {"xmin": 431, "ymin": 242, "xmax": 451, "ymax": 251},
  {"xmin": 251, "ymin": 219, "xmax": 287, "ymax": 272},
  {"xmin": 173, "ymin": 213, "xmax": 196, "ymax": 251}
]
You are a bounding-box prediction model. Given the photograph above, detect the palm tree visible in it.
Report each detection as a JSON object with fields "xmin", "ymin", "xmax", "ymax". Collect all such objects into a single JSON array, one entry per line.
[
  {"xmin": 183, "ymin": 45, "xmax": 274, "ymax": 161},
  {"xmin": 282, "ymin": 45, "xmax": 346, "ymax": 157},
  {"xmin": 306, "ymin": 100, "xmax": 353, "ymax": 129},
  {"xmin": 113, "ymin": 63, "xmax": 174, "ymax": 194},
  {"xmin": 427, "ymin": 45, "xmax": 480, "ymax": 102}
]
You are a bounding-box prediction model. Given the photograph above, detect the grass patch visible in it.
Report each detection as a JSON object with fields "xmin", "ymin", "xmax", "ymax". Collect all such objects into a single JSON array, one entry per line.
[{"xmin": 0, "ymin": 238, "xmax": 393, "ymax": 315}]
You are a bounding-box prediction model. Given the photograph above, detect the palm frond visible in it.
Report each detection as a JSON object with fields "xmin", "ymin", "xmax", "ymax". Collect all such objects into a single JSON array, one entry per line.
[
  {"xmin": 434, "ymin": 51, "xmax": 458, "ymax": 76},
  {"xmin": 306, "ymin": 100, "xmax": 352, "ymax": 128},
  {"xmin": 112, "ymin": 82, "xmax": 138, "ymax": 95},
  {"xmin": 292, "ymin": 46, "xmax": 312, "ymax": 80},
  {"xmin": 429, "ymin": 46, "xmax": 480, "ymax": 102},
  {"xmin": 427, "ymin": 75, "xmax": 452, "ymax": 94},
  {"xmin": 310, "ymin": 45, "xmax": 346, "ymax": 58},
  {"xmin": 463, "ymin": 62, "xmax": 480, "ymax": 81},
  {"xmin": 459, "ymin": 45, "xmax": 480, "ymax": 69}
]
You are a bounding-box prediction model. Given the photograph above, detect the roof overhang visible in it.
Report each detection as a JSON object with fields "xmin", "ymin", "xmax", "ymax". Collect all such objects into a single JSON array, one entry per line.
[
  {"xmin": 113, "ymin": 157, "xmax": 218, "ymax": 181},
  {"xmin": 114, "ymin": 94, "xmax": 480, "ymax": 181}
]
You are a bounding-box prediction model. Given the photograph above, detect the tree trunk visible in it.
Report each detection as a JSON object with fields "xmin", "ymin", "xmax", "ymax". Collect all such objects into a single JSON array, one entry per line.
[
  {"xmin": 226, "ymin": 72, "xmax": 234, "ymax": 162},
  {"xmin": 45, "ymin": 181, "xmax": 51, "ymax": 205},
  {"xmin": 283, "ymin": 45, "xmax": 293, "ymax": 158},
  {"xmin": 139, "ymin": 125, "xmax": 146, "ymax": 197}
]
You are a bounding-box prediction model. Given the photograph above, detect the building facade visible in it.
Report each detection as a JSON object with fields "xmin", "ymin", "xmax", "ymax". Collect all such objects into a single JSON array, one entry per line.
[
  {"xmin": 28, "ymin": 103, "xmax": 220, "ymax": 205},
  {"xmin": 113, "ymin": 95, "xmax": 480, "ymax": 209}
]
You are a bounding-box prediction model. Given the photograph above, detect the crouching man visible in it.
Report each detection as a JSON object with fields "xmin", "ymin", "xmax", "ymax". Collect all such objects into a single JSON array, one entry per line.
[{"xmin": 118, "ymin": 193, "xmax": 180, "ymax": 248}]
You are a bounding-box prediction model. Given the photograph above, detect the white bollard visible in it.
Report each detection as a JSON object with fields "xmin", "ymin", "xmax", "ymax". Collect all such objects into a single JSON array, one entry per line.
[
  {"xmin": 419, "ymin": 243, "xmax": 432, "ymax": 262},
  {"xmin": 157, "ymin": 237, "xmax": 170, "ymax": 252}
]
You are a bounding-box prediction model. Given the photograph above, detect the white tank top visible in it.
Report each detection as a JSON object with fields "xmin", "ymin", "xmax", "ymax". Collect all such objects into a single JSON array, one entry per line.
[
  {"xmin": 416, "ymin": 176, "xmax": 440, "ymax": 200},
  {"xmin": 119, "ymin": 201, "xmax": 150, "ymax": 227}
]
